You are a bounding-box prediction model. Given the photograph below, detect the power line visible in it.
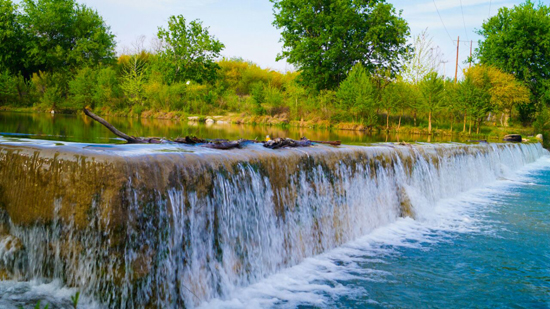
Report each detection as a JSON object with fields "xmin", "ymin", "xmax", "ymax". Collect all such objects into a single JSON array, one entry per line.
[
  {"xmin": 433, "ymin": 0, "xmax": 455, "ymax": 46},
  {"xmin": 459, "ymin": 0, "xmax": 469, "ymax": 41}
]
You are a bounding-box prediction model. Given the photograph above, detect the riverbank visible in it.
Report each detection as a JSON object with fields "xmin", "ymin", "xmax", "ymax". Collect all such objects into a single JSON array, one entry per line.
[{"xmin": 0, "ymin": 106, "xmax": 540, "ymax": 144}]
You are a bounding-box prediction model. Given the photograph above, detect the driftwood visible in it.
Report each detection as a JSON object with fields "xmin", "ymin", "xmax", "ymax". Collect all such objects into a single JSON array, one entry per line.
[
  {"xmin": 173, "ymin": 136, "xmax": 207, "ymax": 144},
  {"xmin": 264, "ymin": 138, "xmax": 312, "ymax": 149},
  {"xmin": 83, "ymin": 108, "xmax": 339, "ymax": 150},
  {"xmin": 202, "ymin": 140, "xmax": 242, "ymax": 150},
  {"xmin": 83, "ymin": 108, "xmax": 151, "ymax": 143},
  {"xmin": 311, "ymin": 140, "xmax": 341, "ymax": 146}
]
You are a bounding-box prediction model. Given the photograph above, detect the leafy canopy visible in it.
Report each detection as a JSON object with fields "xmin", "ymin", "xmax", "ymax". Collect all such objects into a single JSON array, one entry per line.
[
  {"xmin": 336, "ymin": 63, "xmax": 377, "ymax": 126},
  {"xmin": 0, "ymin": 0, "xmax": 24, "ymax": 73},
  {"xmin": 271, "ymin": 0, "xmax": 411, "ymax": 90},
  {"xmin": 20, "ymin": 0, "xmax": 116, "ymax": 75},
  {"xmin": 476, "ymin": 0, "xmax": 550, "ymax": 110},
  {"xmin": 157, "ymin": 15, "xmax": 225, "ymax": 84}
]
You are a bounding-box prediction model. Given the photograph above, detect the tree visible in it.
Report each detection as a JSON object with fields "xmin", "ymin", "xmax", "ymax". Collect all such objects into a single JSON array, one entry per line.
[
  {"xmin": 336, "ymin": 64, "xmax": 377, "ymax": 127},
  {"xmin": 402, "ymin": 29, "xmax": 443, "ymax": 85},
  {"xmin": 458, "ymin": 69, "xmax": 492, "ymax": 134},
  {"xmin": 120, "ymin": 54, "xmax": 148, "ymax": 108},
  {"xmin": 20, "ymin": 0, "xmax": 116, "ymax": 76},
  {"xmin": 476, "ymin": 0, "xmax": 550, "ymax": 123},
  {"xmin": 467, "ymin": 65, "xmax": 530, "ymax": 126},
  {"xmin": 157, "ymin": 15, "xmax": 225, "ymax": 84},
  {"xmin": 418, "ymin": 72, "xmax": 444, "ymax": 134},
  {"xmin": 271, "ymin": 0, "xmax": 411, "ymax": 90},
  {"xmin": 0, "ymin": 0, "xmax": 25, "ymax": 74}
]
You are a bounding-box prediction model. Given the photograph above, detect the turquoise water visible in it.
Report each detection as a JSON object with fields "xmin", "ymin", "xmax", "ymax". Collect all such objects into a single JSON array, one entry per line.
[{"xmin": 203, "ymin": 156, "xmax": 550, "ymax": 308}]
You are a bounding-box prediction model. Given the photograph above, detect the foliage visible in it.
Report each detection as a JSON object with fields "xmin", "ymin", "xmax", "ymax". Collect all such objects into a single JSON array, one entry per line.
[
  {"xmin": 476, "ymin": 0, "xmax": 550, "ymax": 123},
  {"xmin": 418, "ymin": 72, "xmax": 444, "ymax": 133},
  {"xmin": 120, "ymin": 55, "xmax": 148, "ymax": 109},
  {"xmin": 271, "ymin": 0, "xmax": 411, "ymax": 90},
  {"xmin": 20, "ymin": 0, "xmax": 116, "ymax": 75},
  {"xmin": 0, "ymin": 0, "xmax": 25, "ymax": 74},
  {"xmin": 157, "ymin": 15, "xmax": 225, "ymax": 84},
  {"xmin": 0, "ymin": 0, "xmax": 543, "ymax": 136},
  {"xmin": 336, "ymin": 64, "xmax": 377, "ymax": 126},
  {"xmin": 0, "ymin": 68, "xmax": 19, "ymax": 104},
  {"xmin": 466, "ymin": 65, "xmax": 530, "ymax": 124}
]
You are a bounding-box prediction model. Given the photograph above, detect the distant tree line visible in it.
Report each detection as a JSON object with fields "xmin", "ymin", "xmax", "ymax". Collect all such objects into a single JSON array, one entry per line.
[{"xmin": 0, "ymin": 0, "xmax": 548, "ymax": 135}]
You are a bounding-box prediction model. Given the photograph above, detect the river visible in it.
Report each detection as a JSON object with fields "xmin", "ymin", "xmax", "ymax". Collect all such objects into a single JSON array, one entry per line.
[
  {"xmin": 0, "ymin": 112, "xmax": 548, "ymax": 309},
  {"xmin": 0, "ymin": 111, "xmax": 472, "ymax": 144}
]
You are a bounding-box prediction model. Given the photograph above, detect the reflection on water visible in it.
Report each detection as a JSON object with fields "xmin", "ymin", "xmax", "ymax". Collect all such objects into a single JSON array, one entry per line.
[{"xmin": 0, "ymin": 111, "xmax": 471, "ymax": 145}]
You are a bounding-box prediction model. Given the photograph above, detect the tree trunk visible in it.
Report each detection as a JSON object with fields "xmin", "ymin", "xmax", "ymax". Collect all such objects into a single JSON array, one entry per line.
[
  {"xmin": 398, "ymin": 114, "xmax": 402, "ymax": 131},
  {"xmin": 463, "ymin": 112, "xmax": 467, "ymax": 132},
  {"xmin": 386, "ymin": 111, "xmax": 390, "ymax": 131},
  {"xmin": 428, "ymin": 111, "xmax": 432, "ymax": 134},
  {"xmin": 83, "ymin": 108, "xmax": 143, "ymax": 143},
  {"xmin": 469, "ymin": 118, "xmax": 472, "ymax": 135}
]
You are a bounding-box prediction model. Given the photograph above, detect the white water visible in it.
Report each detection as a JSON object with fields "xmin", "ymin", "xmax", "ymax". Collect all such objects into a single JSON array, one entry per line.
[
  {"xmin": 0, "ymin": 142, "xmax": 546, "ymax": 308},
  {"xmin": 201, "ymin": 148, "xmax": 550, "ymax": 309}
]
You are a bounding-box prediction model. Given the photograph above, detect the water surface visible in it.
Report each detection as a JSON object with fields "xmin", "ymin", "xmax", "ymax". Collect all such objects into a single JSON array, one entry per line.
[{"xmin": 0, "ymin": 111, "xmax": 470, "ymax": 144}]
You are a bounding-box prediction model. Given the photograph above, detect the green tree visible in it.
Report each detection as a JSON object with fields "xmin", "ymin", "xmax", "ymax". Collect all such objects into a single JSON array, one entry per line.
[
  {"xmin": 120, "ymin": 55, "xmax": 148, "ymax": 108},
  {"xmin": 20, "ymin": 0, "xmax": 116, "ymax": 76},
  {"xmin": 380, "ymin": 77, "xmax": 412, "ymax": 130},
  {"xmin": 94, "ymin": 66, "xmax": 122, "ymax": 108},
  {"xmin": 418, "ymin": 72, "xmax": 444, "ymax": 134},
  {"xmin": 69, "ymin": 67, "xmax": 92, "ymax": 109},
  {"xmin": 0, "ymin": 69, "xmax": 19, "ymax": 104},
  {"xmin": 476, "ymin": 0, "xmax": 550, "ymax": 123},
  {"xmin": 271, "ymin": 0, "xmax": 411, "ymax": 90},
  {"xmin": 0, "ymin": 0, "xmax": 25, "ymax": 74},
  {"xmin": 157, "ymin": 15, "xmax": 225, "ymax": 84},
  {"xmin": 336, "ymin": 64, "xmax": 377, "ymax": 127},
  {"xmin": 457, "ymin": 72, "xmax": 492, "ymax": 134}
]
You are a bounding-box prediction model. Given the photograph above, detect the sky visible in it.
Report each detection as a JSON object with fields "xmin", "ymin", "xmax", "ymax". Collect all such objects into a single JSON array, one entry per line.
[{"xmin": 75, "ymin": 0, "xmax": 524, "ymax": 79}]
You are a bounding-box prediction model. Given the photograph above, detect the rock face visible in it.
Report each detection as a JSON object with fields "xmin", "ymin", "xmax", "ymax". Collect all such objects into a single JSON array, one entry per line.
[
  {"xmin": 536, "ymin": 134, "xmax": 544, "ymax": 142},
  {"xmin": 0, "ymin": 141, "xmax": 544, "ymax": 308},
  {"xmin": 503, "ymin": 134, "xmax": 522, "ymax": 142}
]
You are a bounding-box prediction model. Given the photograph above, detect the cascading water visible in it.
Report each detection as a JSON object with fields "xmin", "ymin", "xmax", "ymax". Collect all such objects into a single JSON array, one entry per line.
[{"xmin": 0, "ymin": 139, "xmax": 545, "ymax": 308}]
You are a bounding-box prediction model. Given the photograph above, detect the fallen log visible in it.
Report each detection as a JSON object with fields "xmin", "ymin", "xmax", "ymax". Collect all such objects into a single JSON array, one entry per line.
[
  {"xmin": 83, "ymin": 108, "xmax": 338, "ymax": 149},
  {"xmin": 202, "ymin": 140, "xmax": 242, "ymax": 150},
  {"xmin": 264, "ymin": 137, "xmax": 312, "ymax": 149},
  {"xmin": 173, "ymin": 136, "xmax": 207, "ymax": 144},
  {"xmin": 311, "ymin": 140, "xmax": 341, "ymax": 146},
  {"xmin": 83, "ymin": 108, "xmax": 145, "ymax": 143}
]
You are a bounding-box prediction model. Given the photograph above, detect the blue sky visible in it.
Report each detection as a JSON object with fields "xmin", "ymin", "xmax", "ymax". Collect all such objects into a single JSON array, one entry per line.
[{"xmin": 77, "ymin": 0, "xmax": 524, "ymax": 79}]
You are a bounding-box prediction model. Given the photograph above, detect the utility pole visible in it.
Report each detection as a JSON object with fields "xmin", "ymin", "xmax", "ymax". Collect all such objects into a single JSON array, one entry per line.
[
  {"xmin": 455, "ymin": 36, "xmax": 460, "ymax": 83},
  {"xmin": 469, "ymin": 40, "xmax": 473, "ymax": 68}
]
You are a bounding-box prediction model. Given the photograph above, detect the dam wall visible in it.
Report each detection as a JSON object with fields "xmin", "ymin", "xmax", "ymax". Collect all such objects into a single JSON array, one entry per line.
[{"xmin": 0, "ymin": 141, "xmax": 544, "ymax": 308}]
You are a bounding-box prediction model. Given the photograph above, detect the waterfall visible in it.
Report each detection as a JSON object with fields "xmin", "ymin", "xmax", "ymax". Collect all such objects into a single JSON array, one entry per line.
[{"xmin": 0, "ymin": 141, "xmax": 545, "ymax": 308}]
